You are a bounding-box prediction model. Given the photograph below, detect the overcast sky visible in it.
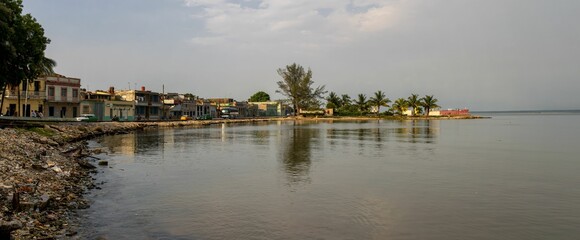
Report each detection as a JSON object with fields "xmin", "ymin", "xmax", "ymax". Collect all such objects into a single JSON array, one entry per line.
[{"xmin": 23, "ymin": 0, "xmax": 580, "ymax": 111}]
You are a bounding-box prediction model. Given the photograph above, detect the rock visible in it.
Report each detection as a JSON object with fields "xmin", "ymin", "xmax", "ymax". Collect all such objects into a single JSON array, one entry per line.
[
  {"xmin": 65, "ymin": 230, "xmax": 78, "ymax": 237},
  {"xmin": 46, "ymin": 160, "xmax": 56, "ymax": 168},
  {"xmin": 46, "ymin": 214, "xmax": 58, "ymax": 221},
  {"xmin": 51, "ymin": 166, "xmax": 63, "ymax": 173},
  {"xmin": 37, "ymin": 194, "xmax": 53, "ymax": 211},
  {"xmin": 0, "ymin": 219, "xmax": 23, "ymax": 239},
  {"xmin": 98, "ymin": 160, "xmax": 108, "ymax": 166},
  {"xmin": 32, "ymin": 164, "xmax": 47, "ymax": 170},
  {"xmin": 77, "ymin": 159, "xmax": 96, "ymax": 169}
]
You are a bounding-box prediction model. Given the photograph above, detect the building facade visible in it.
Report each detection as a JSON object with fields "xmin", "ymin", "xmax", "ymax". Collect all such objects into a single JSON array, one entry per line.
[
  {"xmin": 80, "ymin": 88, "xmax": 135, "ymax": 121},
  {"xmin": 116, "ymin": 87, "xmax": 162, "ymax": 120},
  {"xmin": 2, "ymin": 73, "xmax": 80, "ymax": 118},
  {"xmin": 247, "ymin": 101, "xmax": 291, "ymax": 117}
]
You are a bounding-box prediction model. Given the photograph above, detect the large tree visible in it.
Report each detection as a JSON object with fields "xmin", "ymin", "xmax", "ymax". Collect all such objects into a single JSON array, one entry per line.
[
  {"xmin": 249, "ymin": 91, "xmax": 271, "ymax": 102},
  {"xmin": 421, "ymin": 95, "xmax": 439, "ymax": 116},
  {"xmin": 368, "ymin": 90, "xmax": 391, "ymax": 115},
  {"xmin": 0, "ymin": 0, "xmax": 55, "ymax": 116},
  {"xmin": 407, "ymin": 94, "xmax": 422, "ymax": 116},
  {"xmin": 276, "ymin": 63, "xmax": 326, "ymax": 115}
]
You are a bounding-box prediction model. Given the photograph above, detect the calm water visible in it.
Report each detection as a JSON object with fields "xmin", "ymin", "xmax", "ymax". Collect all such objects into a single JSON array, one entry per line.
[{"xmin": 80, "ymin": 113, "xmax": 580, "ymax": 239}]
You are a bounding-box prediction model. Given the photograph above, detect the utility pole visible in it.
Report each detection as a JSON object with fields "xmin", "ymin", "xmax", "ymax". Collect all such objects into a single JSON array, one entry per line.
[{"xmin": 162, "ymin": 84, "xmax": 165, "ymax": 120}]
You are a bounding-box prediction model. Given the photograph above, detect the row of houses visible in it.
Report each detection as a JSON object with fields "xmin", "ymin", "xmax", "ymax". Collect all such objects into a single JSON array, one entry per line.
[{"xmin": 1, "ymin": 73, "xmax": 293, "ymax": 121}]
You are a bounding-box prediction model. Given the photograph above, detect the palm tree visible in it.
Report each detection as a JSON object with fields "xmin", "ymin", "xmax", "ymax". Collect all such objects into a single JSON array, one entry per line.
[
  {"xmin": 368, "ymin": 90, "xmax": 391, "ymax": 115},
  {"xmin": 421, "ymin": 95, "xmax": 439, "ymax": 116},
  {"xmin": 407, "ymin": 94, "xmax": 422, "ymax": 116},
  {"xmin": 340, "ymin": 94, "xmax": 352, "ymax": 107},
  {"xmin": 326, "ymin": 92, "xmax": 341, "ymax": 109},
  {"xmin": 2, "ymin": 56, "xmax": 56, "ymax": 117},
  {"xmin": 391, "ymin": 98, "xmax": 409, "ymax": 116},
  {"xmin": 355, "ymin": 94, "xmax": 368, "ymax": 114}
]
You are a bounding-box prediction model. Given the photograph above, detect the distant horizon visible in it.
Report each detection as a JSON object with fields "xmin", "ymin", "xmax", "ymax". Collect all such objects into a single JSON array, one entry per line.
[{"xmin": 471, "ymin": 109, "xmax": 580, "ymax": 113}]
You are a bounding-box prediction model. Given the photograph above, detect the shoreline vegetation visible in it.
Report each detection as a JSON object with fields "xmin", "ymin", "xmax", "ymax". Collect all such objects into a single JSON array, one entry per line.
[{"xmin": 0, "ymin": 115, "xmax": 484, "ymax": 239}]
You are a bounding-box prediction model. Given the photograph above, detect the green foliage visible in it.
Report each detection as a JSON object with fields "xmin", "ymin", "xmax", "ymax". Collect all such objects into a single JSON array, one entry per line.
[
  {"xmin": 326, "ymin": 102, "xmax": 337, "ymax": 109},
  {"xmin": 0, "ymin": 0, "xmax": 55, "ymax": 115},
  {"xmin": 249, "ymin": 91, "xmax": 271, "ymax": 102},
  {"xmin": 368, "ymin": 90, "xmax": 391, "ymax": 115},
  {"xmin": 276, "ymin": 63, "xmax": 327, "ymax": 115},
  {"xmin": 355, "ymin": 94, "xmax": 369, "ymax": 114},
  {"xmin": 421, "ymin": 95, "xmax": 439, "ymax": 116},
  {"xmin": 0, "ymin": 0, "xmax": 54, "ymax": 86},
  {"xmin": 407, "ymin": 94, "xmax": 423, "ymax": 116},
  {"xmin": 391, "ymin": 98, "xmax": 409, "ymax": 116},
  {"xmin": 28, "ymin": 127, "xmax": 55, "ymax": 137},
  {"xmin": 341, "ymin": 94, "xmax": 352, "ymax": 106},
  {"xmin": 326, "ymin": 92, "xmax": 341, "ymax": 109}
]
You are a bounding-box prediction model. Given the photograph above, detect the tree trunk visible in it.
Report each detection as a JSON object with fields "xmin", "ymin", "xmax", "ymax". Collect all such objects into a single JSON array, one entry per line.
[
  {"xmin": 17, "ymin": 85, "xmax": 21, "ymax": 117},
  {"xmin": 293, "ymin": 102, "xmax": 298, "ymax": 116},
  {"xmin": 0, "ymin": 83, "xmax": 6, "ymax": 115}
]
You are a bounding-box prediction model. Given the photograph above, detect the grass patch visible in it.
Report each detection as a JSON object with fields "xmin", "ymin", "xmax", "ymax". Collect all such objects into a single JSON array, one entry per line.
[{"xmin": 28, "ymin": 127, "xmax": 56, "ymax": 137}]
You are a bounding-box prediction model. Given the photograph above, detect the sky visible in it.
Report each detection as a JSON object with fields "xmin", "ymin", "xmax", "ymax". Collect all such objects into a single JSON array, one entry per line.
[{"xmin": 22, "ymin": 0, "xmax": 580, "ymax": 111}]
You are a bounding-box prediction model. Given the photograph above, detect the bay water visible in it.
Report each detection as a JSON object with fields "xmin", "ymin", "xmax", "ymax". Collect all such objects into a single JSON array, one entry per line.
[{"xmin": 80, "ymin": 112, "xmax": 580, "ymax": 239}]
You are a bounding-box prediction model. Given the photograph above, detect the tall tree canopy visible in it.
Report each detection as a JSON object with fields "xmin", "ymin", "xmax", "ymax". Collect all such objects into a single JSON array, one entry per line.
[
  {"xmin": 0, "ymin": 0, "xmax": 55, "ymax": 115},
  {"xmin": 249, "ymin": 91, "xmax": 271, "ymax": 102},
  {"xmin": 276, "ymin": 63, "xmax": 326, "ymax": 115}
]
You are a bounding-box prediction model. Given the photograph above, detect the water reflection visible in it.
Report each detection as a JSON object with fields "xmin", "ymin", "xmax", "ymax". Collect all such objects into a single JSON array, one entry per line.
[
  {"xmin": 97, "ymin": 128, "xmax": 166, "ymax": 163},
  {"xmin": 395, "ymin": 120, "xmax": 438, "ymax": 144},
  {"xmin": 279, "ymin": 125, "xmax": 320, "ymax": 186},
  {"xmin": 324, "ymin": 120, "xmax": 438, "ymax": 146}
]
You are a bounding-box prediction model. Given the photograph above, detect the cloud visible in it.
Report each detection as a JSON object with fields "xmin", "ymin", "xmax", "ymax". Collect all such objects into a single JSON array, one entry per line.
[{"xmin": 183, "ymin": 0, "xmax": 406, "ymax": 49}]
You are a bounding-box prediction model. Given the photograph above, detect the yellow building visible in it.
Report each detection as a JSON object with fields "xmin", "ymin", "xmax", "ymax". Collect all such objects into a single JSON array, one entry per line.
[{"xmin": 2, "ymin": 74, "xmax": 81, "ymax": 118}]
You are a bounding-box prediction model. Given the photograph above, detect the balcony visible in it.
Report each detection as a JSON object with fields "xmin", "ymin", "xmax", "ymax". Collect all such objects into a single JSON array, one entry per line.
[
  {"xmin": 3, "ymin": 91, "xmax": 46, "ymax": 99},
  {"xmin": 44, "ymin": 96, "xmax": 80, "ymax": 103}
]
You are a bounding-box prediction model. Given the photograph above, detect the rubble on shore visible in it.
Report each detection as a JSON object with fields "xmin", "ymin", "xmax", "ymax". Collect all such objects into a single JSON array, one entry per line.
[{"xmin": 0, "ymin": 122, "xmax": 146, "ymax": 239}]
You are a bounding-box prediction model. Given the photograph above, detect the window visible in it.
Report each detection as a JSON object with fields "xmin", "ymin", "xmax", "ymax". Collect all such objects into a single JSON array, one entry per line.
[
  {"xmin": 48, "ymin": 87, "xmax": 55, "ymax": 97},
  {"xmin": 72, "ymin": 89, "xmax": 78, "ymax": 98},
  {"xmin": 61, "ymin": 88, "xmax": 67, "ymax": 97}
]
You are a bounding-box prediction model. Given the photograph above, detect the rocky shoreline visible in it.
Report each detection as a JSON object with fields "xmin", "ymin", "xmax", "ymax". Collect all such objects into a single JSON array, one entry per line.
[
  {"xmin": 0, "ymin": 118, "xmax": 284, "ymax": 239},
  {"xmin": 0, "ymin": 122, "xmax": 150, "ymax": 239},
  {"xmin": 0, "ymin": 116, "xmax": 484, "ymax": 239}
]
